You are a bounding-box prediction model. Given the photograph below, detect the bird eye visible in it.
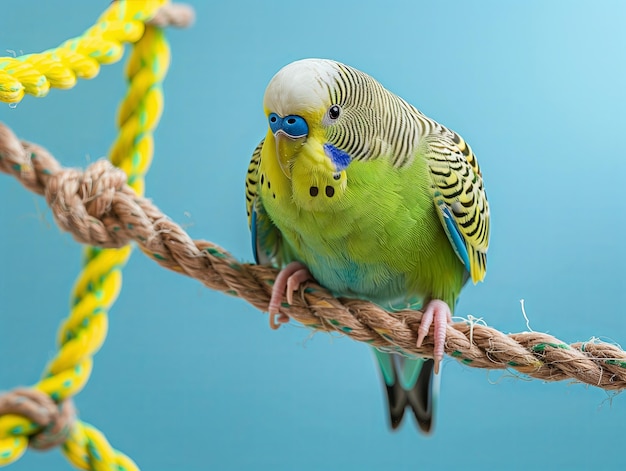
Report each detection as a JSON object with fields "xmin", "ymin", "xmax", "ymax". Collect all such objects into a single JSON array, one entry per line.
[
  {"xmin": 270, "ymin": 115, "xmax": 278, "ymax": 123},
  {"xmin": 328, "ymin": 105, "xmax": 341, "ymax": 120}
]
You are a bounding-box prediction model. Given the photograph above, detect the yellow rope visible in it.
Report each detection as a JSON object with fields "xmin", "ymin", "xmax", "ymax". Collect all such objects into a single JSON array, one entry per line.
[
  {"xmin": 0, "ymin": 0, "xmax": 170, "ymax": 468},
  {"xmin": 0, "ymin": 0, "xmax": 166, "ymax": 104}
]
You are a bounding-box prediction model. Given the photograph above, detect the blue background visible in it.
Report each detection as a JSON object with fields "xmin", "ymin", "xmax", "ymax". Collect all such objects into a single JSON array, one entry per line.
[{"xmin": 2, "ymin": 1, "xmax": 626, "ymax": 470}]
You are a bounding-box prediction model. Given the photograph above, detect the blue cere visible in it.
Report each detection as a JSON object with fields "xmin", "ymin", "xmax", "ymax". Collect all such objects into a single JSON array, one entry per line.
[{"xmin": 268, "ymin": 113, "xmax": 308, "ymax": 138}]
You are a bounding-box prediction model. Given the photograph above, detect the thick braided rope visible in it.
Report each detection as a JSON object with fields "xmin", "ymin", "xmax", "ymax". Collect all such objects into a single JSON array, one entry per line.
[
  {"xmin": 0, "ymin": 1, "xmax": 180, "ymax": 468},
  {"xmin": 0, "ymin": 0, "xmax": 170, "ymax": 104},
  {"xmin": 59, "ymin": 25, "xmax": 169, "ymax": 471},
  {"xmin": 1, "ymin": 123, "xmax": 626, "ymax": 392}
]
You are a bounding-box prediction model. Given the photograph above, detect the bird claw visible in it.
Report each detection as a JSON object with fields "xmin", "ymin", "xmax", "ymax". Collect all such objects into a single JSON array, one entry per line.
[
  {"xmin": 269, "ymin": 312, "xmax": 291, "ymax": 330},
  {"xmin": 268, "ymin": 261, "xmax": 312, "ymax": 330},
  {"xmin": 416, "ymin": 299, "xmax": 452, "ymax": 374}
]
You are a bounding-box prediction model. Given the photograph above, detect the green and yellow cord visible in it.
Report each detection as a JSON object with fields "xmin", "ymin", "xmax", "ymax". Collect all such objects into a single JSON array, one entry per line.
[{"xmin": 0, "ymin": 1, "xmax": 170, "ymax": 468}]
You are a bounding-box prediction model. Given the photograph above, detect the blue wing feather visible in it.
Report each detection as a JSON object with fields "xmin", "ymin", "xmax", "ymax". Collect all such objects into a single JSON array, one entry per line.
[{"xmin": 440, "ymin": 204, "xmax": 471, "ymax": 272}]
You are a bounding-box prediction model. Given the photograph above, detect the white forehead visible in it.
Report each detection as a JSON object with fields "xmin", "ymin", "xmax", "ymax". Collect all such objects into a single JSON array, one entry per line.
[{"xmin": 263, "ymin": 59, "xmax": 340, "ymax": 115}]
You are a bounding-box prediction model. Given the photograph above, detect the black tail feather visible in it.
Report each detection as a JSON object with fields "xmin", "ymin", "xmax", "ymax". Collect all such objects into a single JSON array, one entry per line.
[
  {"xmin": 384, "ymin": 380, "xmax": 409, "ymax": 429},
  {"xmin": 382, "ymin": 358, "xmax": 435, "ymax": 433},
  {"xmin": 406, "ymin": 358, "xmax": 435, "ymax": 434}
]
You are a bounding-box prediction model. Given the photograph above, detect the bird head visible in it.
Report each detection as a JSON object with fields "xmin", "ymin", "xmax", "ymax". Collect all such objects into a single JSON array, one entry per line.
[{"xmin": 263, "ymin": 58, "xmax": 351, "ymax": 179}]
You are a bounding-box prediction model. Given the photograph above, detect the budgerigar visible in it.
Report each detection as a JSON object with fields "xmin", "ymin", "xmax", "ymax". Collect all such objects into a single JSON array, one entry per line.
[{"xmin": 245, "ymin": 59, "xmax": 489, "ymax": 432}]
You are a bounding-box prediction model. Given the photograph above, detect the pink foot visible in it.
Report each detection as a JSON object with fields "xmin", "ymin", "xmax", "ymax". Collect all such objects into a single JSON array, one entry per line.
[
  {"xmin": 416, "ymin": 299, "xmax": 452, "ymax": 374},
  {"xmin": 268, "ymin": 261, "xmax": 313, "ymax": 330}
]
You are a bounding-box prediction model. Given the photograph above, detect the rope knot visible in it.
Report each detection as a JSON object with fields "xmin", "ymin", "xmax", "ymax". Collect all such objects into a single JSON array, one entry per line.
[
  {"xmin": 81, "ymin": 160, "xmax": 128, "ymax": 219},
  {"xmin": 45, "ymin": 158, "xmax": 139, "ymax": 248},
  {"xmin": 29, "ymin": 399, "xmax": 76, "ymax": 451},
  {"xmin": 0, "ymin": 388, "xmax": 76, "ymax": 451},
  {"xmin": 148, "ymin": 3, "xmax": 196, "ymax": 28}
]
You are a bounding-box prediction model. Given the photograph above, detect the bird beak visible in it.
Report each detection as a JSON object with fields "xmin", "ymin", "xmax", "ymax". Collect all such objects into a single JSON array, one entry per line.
[{"xmin": 274, "ymin": 130, "xmax": 306, "ymax": 179}]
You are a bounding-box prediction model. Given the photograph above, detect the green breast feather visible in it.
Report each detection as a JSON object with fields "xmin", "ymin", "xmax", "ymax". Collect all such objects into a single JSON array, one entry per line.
[
  {"xmin": 248, "ymin": 132, "xmax": 475, "ymax": 309},
  {"xmin": 245, "ymin": 58, "xmax": 489, "ymax": 308}
]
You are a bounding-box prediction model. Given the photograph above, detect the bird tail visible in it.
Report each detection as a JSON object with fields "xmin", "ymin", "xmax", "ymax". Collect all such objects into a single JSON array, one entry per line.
[{"xmin": 373, "ymin": 349, "xmax": 439, "ymax": 433}]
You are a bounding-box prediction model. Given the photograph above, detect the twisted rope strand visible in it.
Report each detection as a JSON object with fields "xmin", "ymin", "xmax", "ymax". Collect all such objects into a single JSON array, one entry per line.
[
  {"xmin": 2, "ymin": 122, "xmax": 625, "ymax": 391},
  {"xmin": 0, "ymin": 1, "xmax": 193, "ymax": 104},
  {"xmin": 0, "ymin": 1, "xmax": 191, "ymax": 467}
]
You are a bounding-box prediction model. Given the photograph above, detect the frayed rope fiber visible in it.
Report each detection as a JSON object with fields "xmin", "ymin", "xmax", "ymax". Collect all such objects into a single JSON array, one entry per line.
[{"xmin": 2, "ymin": 121, "xmax": 626, "ymax": 390}]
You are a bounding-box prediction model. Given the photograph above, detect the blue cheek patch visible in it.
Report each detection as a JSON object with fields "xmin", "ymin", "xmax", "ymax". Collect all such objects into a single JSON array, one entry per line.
[{"xmin": 324, "ymin": 143, "xmax": 351, "ymax": 172}]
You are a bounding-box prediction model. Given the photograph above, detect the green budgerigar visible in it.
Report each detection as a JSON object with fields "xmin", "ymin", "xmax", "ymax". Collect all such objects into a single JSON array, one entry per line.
[{"xmin": 245, "ymin": 58, "xmax": 490, "ymax": 432}]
